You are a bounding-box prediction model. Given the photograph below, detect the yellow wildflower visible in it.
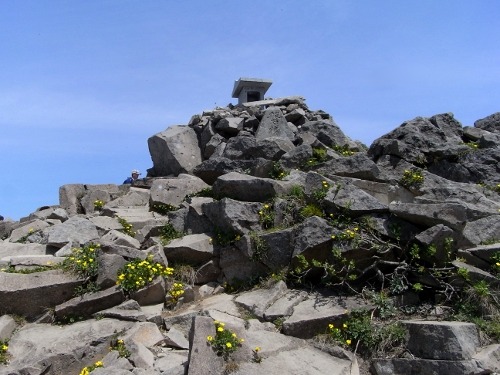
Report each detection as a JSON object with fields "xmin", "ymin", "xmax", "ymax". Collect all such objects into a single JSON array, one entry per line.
[
  {"xmin": 207, "ymin": 335, "xmax": 213, "ymax": 341},
  {"xmin": 226, "ymin": 342, "xmax": 232, "ymax": 348},
  {"xmin": 346, "ymin": 339, "xmax": 352, "ymax": 345}
]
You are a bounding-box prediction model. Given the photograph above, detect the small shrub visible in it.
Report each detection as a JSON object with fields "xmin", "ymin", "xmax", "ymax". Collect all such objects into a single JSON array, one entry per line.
[
  {"xmin": 250, "ymin": 232, "xmax": 268, "ymax": 261},
  {"xmin": 62, "ymin": 243, "xmax": 100, "ymax": 280},
  {"xmin": 332, "ymin": 144, "xmax": 356, "ymax": 157},
  {"xmin": 116, "ymin": 216, "xmax": 135, "ymax": 237},
  {"xmin": 269, "ymin": 162, "xmax": 289, "ymax": 180},
  {"xmin": 258, "ymin": 203, "xmax": 274, "ymax": 229},
  {"xmin": 399, "ymin": 169, "xmax": 424, "ymax": 189},
  {"xmin": 0, "ymin": 339, "xmax": 9, "ymax": 364},
  {"xmin": 159, "ymin": 223, "xmax": 183, "ymax": 245},
  {"xmin": 150, "ymin": 203, "xmax": 177, "ymax": 215},
  {"xmin": 93, "ymin": 200, "xmax": 105, "ymax": 210},
  {"xmin": 116, "ymin": 256, "xmax": 173, "ymax": 292},
  {"xmin": 207, "ymin": 320, "xmax": 244, "ymax": 360},
  {"xmin": 79, "ymin": 360, "xmax": 103, "ymax": 375},
  {"xmin": 300, "ymin": 203, "xmax": 324, "ymax": 219},
  {"xmin": 168, "ymin": 282, "xmax": 185, "ymax": 304},
  {"xmin": 110, "ymin": 339, "xmax": 130, "ymax": 358},
  {"xmin": 213, "ymin": 228, "xmax": 241, "ymax": 246}
]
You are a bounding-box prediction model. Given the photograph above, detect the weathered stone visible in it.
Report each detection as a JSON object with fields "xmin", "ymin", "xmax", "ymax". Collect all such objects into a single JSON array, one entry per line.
[
  {"xmin": 0, "ymin": 315, "xmax": 17, "ymax": 340},
  {"xmin": 164, "ymin": 233, "xmax": 214, "ymax": 266},
  {"xmin": 149, "ymin": 175, "xmax": 209, "ymax": 208},
  {"xmin": 9, "ymin": 219, "xmax": 50, "ymax": 243},
  {"xmin": 96, "ymin": 252, "xmax": 128, "ymax": 289},
  {"xmin": 203, "ymin": 198, "xmax": 261, "ymax": 234},
  {"xmin": 129, "ymin": 277, "xmax": 167, "ymax": 305},
  {"xmin": 402, "ymin": 320, "xmax": 480, "ymax": 360},
  {"xmin": 212, "ymin": 172, "xmax": 288, "ymax": 202},
  {"xmin": 475, "ymin": 112, "xmax": 500, "ymax": 133},
  {"xmin": 45, "ymin": 216, "xmax": 99, "ymax": 248},
  {"xmin": 187, "ymin": 316, "xmax": 224, "ymax": 375},
  {"xmin": 256, "ymin": 107, "xmax": 295, "ymax": 141},
  {"xmin": 148, "ymin": 125, "xmax": 203, "ymax": 177},
  {"xmin": 96, "ymin": 299, "xmax": 146, "ymax": 322},
  {"xmin": 55, "ymin": 286, "xmax": 126, "ymax": 320},
  {"xmin": 0, "ymin": 270, "xmax": 82, "ymax": 318},
  {"xmin": 101, "ymin": 229, "xmax": 141, "ymax": 249},
  {"xmin": 235, "ymin": 281, "xmax": 288, "ymax": 318}
]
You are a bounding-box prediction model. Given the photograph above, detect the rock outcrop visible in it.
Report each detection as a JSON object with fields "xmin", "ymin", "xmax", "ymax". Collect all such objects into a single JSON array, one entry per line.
[{"xmin": 0, "ymin": 98, "xmax": 499, "ymax": 374}]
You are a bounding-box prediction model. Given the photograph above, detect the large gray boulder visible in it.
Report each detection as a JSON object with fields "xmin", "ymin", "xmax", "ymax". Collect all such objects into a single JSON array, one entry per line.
[
  {"xmin": 0, "ymin": 270, "xmax": 82, "ymax": 318},
  {"xmin": 149, "ymin": 175, "xmax": 209, "ymax": 208},
  {"xmin": 45, "ymin": 216, "xmax": 99, "ymax": 248},
  {"xmin": 148, "ymin": 125, "xmax": 203, "ymax": 177},
  {"xmin": 255, "ymin": 107, "xmax": 295, "ymax": 141}
]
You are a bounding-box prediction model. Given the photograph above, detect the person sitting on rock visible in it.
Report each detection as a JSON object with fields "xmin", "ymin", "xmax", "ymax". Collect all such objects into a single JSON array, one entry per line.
[{"xmin": 123, "ymin": 169, "xmax": 141, "ymax": 184}]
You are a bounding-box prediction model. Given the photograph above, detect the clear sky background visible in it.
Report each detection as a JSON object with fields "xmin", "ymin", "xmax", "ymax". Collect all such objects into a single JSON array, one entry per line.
[{"xmin": 1, "ymin": 1, "xmax": 499, "ymax": 220}]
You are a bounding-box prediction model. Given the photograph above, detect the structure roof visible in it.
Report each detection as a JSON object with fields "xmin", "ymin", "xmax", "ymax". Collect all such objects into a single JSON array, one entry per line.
[{"xmin": 231, "ymin": 77, "xmax": 273, "ymax": 98}]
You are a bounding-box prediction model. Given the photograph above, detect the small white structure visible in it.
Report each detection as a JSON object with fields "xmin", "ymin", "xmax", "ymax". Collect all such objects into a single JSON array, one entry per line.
[{"xmin": 232, "ymin": 77, "xmax": 273, "ymax": 105}]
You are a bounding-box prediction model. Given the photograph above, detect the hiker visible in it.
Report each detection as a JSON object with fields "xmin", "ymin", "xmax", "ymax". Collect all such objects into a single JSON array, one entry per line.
[{"xmin": 123, "ymin": 169, "xmax": 141, "ymax": 184}]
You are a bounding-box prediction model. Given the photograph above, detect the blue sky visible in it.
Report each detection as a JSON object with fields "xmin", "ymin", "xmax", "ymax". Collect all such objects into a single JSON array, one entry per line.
[{"xmin": 1, "ymin": 1, "xmax": 499, "ymax": 220}]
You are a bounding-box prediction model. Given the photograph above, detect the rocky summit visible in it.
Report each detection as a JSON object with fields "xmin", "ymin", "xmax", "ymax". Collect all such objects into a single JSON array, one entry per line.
[{"xmin": 0, "ymin": 96, "xmax": 499, "ymax": 375}]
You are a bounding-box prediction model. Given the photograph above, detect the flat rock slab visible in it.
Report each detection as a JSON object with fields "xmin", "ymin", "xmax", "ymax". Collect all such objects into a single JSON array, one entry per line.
[
  {"xmin": 3, "ymin": 318, "xmax": 134, "ymax": 375},
  {"xmin": 0, "ymin": 270, "xmax": 82, "ymax": 318},
  {"xmin": 402, "ymin": 320, "xmax": 480, "ymax": 360},
  {"xmin": 282, "ymin": 294, "xmax": 372, "ymax": 339}
]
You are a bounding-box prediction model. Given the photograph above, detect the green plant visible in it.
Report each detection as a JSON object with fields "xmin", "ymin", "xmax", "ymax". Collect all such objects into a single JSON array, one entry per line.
[
  {"xmin": 305, "ymin": 147, "xmax": 328, "ymax": 167},
  {"xmin": 366, "ymin": 290, "xmax": 396, "ymax": 319},
  {"xmin": 250, "ymin": 232, "xmax": 268, "ymax": 262},
  {"xmin": 159, "ymin": 223, "xmax": 183, "ymax": 245},
  {"xmin": 399, "ymin": 169, "xmax": 424, "ymax": 189},
  {"xmin": 299, "ymin": 203, "xmax": 324, "ymax": 219},
  {"xmin": 110, "ymin": 339, "xmax": 131, "ymax": 358},
  {"xmin": 93, "ymin": 200, "xmax": 104, "ymax": 210},
  {"xmin": 79, "ymin": 360, "xmax": 103, "ymax": 375},
  {"xmin": 269, "ymin": 162, "xmax": 289, "ymax": 180},
  {"xmin": 332, "ymin": 144, "xmax": 356, "ymax": 157},
  {"xmin": 167, "ymin": 282, "xmax": 185, "ymax": 304},
  {"xmin": 62, "ymin": 243, "xmax": 100, "ymax": 280},
  {"xmin": 252, "ymin": 346, "xmax": 263, "ymax": 363},
  {"xmin": 116, "ymin": 255, "xmax": 173, "ymax": 292},
  {"xmin": 258, "ymin": 203, "xmax": 274, "ymax": 229},
  {"xmin": 116, "ymin": 216, "xmax": 135, "ymax": 237},
  {"xmin": 312, "ymin": 180, "xmax": 331, "ymax": 202},
  {"xmin": 491, "ymin": 252, "xmax": 500, "ymax": 275},
  {"xmin": 16, "ymin": 227, "xmax": 39, "ymax": 243},
  {"xmin": 150, "ymin": 203, "xmax": 178, "ymax": 215},
  {"xmin": 463, "ymin": 141, "xmax": 479, "ymax": 150},
  {"xmin": 0, "ymin": 339, "xmax": 9, "ymax": 364},
  {"xmin": 213, "ymin": 228, "xmax": 241, "ymax": 246},
  {"xmin": 207, "ymin": 320, "xmax": 244, "ymax": 360},
  {"xmin": 327, "ymin": 311, "xmax": 406, "ymax": 356},
  {"xmin": 73, "ymin": 281, "xmax": 101, "ymax": 296},
  {"xmin": 288, "ymin": 185, "xmax": 305, "ymax": 199}
]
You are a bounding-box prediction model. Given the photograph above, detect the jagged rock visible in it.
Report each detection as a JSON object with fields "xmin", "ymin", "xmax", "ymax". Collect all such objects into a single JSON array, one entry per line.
[
  {"xmin": 219, "ymin": 245, "xmax": 268, "ymax": 282},
  {"xmin": 148, "ymin": 125, "xmax": 203, "ymax": 177},
  {"xmin": 251, "ymin": 228, "xmax": 294, "ymax": 271},
  {"xmin": 0, "ymin": 315, "xmax": 17, "ymax": 340},
  {"xmin": 368, "ymin": 113, "xmax": 464, "ymax": 164},
  {"xmin": 45, "ymin": 216, "xmax": 99, "ymax": 248},
  {"xmin": 212, "ymin": 172, "xmax": 289, "ymax": 202},
  {"xmin": 0, "ymin": 270, "xmax": 82, "ymax": 318},
  {"xmin": 282, "ymin": 294, "xmax": 371, "ymax": 339},
  {"xmin": 105, "ymin": 187, "xmax": 150, "ymax": 208},
  {"xmin": 164, "ymin": 233, "xmax": 214, "ymax": 266},
  {"xmin": 96, "ymin": 299, "xmax": 146, "ymax": 321},
  {"xmin": 8, "ymin": 255, "xmax": 65, "ymax": 271},
  {"xmin": 215, "ymin": 116, "xmax": 244, "ymax": 136},
  {"xmin": 101, "ymin": 229, "xmax": 141, "ymax": 249},
  {"xmin": 371, "ymin": 357, "xmax": 482, "ymax": 375},
  {"xmin": 317, "ymin": 152, "xmax": 380, "ymax": 180},
  {"xmin": 129, "ymin": 276, "xmax": 167, "ymax": 305},
  {"xmin": 55, "ymin": 286, "xmax": 126, "ymax": 320},
  {"xmin": 388, "ymin": 201, "xmax": 490, "ymax": 231},
  {"xmin": 235, "ymin": 280, "xmax": 288, "ymax": 318},
  {"xmin": 9, "ymin": 219, "xmax": 50, "ymax": 243},
  {"xmin": 0, "ymin": 319, "xmax": 134, "ymax": 375},
  {"xmin": 263, "ymin": 290, "xmax": 308, "ymax": 322},
  {"xmin": 96, "ymin": 252, "xmax": 128, "ymax": 288},
  {"xmin": 187, "ymin": 316, "xmax": 224, "ymax": 375},
  {"xmin": 203, "ymin": 198, "xmax": 261, "ymax": 234},
  {"xmin": 324, "ymin": 178, "xmax": 388, "ymax": 215},
  {"xmin": 149, "ymin": 174, "xmax": 209, "ymax": 208},
  {"xmin": 164, "ymin": 326, "xmax": 190, "ymax": 349},
  {"xmin": 403, "ymin": 320, "xmax": 479, "ymax": 360},
  {"xmin": 462, "ymin": 214, "xmax": 500, "ymax": 245},
  {"xmin": 475, "ymin": 112, "xmax": 500, "ymax": 133},
  {"xmin": 292, "ymin": 216, "xmax": 333, "ymax": 260},
  {"xmin": 255, "ymin": 107, "xmax": 295, "ymax": 141}
]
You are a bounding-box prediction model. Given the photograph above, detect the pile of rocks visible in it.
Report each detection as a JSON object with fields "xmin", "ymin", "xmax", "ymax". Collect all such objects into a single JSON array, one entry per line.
[{"xmin": 0, "ymin": 97, "xmax": 499, "ymax": 374}]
